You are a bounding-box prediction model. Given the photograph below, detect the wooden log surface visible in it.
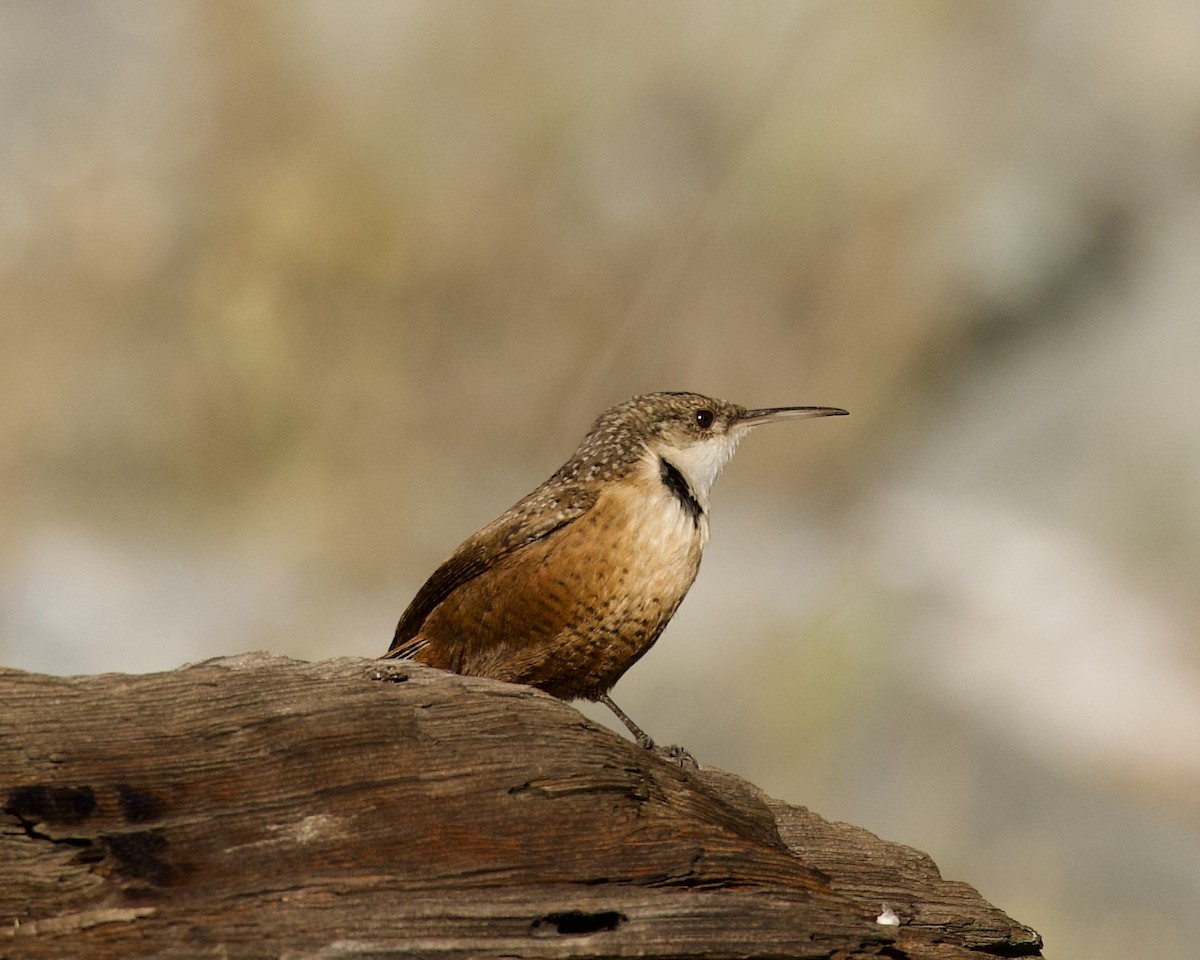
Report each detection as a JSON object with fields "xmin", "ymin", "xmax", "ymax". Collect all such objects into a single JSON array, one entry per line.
[{"xmin": 0, "ymin": 654, "xmax": 1043, "ymax": 959}]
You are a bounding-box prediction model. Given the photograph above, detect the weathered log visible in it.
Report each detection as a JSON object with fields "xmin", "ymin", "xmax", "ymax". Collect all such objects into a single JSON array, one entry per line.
[{"xmin": 0, "ymin": 654, "xmax": 1042, "ymax": 958}]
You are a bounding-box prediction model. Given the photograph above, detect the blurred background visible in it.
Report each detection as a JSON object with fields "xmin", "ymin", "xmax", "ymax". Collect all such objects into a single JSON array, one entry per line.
[{"xmin": 3, "ymin": 2, "xmax": 1199, "ymax": 956}]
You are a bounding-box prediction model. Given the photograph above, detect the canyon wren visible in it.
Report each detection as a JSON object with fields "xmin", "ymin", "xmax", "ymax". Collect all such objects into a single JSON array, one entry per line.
[{"xmin": 386, "ymin": 391, "xmax": 847, "ymax": 755}]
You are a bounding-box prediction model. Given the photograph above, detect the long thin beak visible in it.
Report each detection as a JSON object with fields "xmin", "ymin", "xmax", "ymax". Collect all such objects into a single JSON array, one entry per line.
[{"xmin": 737, "ymin": 405, "xmax": 849, "ymax": 428}]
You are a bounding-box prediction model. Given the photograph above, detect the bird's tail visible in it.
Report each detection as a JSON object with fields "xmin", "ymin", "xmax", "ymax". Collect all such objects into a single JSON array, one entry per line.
[{"xmin": 384, "ymin": 636, "xmax": 429, "ymax": 660}]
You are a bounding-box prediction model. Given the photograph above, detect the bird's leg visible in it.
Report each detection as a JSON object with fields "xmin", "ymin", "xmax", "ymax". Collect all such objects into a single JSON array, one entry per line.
[
  {"xmin": 596, "ymin": 693, "xmax": 697, "ymax": 767},
  {"xmin": 597, "ymin": 693, "xmax": 656, "ymax": 749}
]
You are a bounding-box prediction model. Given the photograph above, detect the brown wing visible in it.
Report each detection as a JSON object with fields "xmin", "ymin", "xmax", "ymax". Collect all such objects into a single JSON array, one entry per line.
[{"xmin": 388, "ymin": 483, "xmax": 597, "ymax": 655}]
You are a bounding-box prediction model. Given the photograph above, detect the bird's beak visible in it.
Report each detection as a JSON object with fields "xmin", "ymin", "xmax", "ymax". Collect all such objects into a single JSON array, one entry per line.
[{"xmin": 737, "ymin": 405, "xmax": 849, "ymax": 428}]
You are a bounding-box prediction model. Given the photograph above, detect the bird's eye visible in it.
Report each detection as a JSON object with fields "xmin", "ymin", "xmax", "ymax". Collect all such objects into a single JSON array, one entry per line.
[{"xmin": 694, "ymin": 408, "xmax": 715, "ymax": 429}]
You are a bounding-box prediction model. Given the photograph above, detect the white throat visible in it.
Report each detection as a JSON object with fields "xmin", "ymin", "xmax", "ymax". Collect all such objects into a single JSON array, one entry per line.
[{"xmin": 651, "ymin": 432, "xmax": 745, "ymax": 513}]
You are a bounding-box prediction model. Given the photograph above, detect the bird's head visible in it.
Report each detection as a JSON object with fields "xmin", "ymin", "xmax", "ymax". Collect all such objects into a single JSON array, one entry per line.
[{"xmin": 570, "ymin": 391, "xmax": 847, "ymax": 513}]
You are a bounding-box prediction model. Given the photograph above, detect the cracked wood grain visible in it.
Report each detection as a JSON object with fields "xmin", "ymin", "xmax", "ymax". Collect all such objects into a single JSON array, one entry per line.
[{"xmin": 0, "ymin": 654, "xmax": 1042, "ymax": 959}]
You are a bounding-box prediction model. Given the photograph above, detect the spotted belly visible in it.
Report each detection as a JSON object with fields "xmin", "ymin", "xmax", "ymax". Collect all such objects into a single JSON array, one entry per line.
[{"xmin": 416, "ymin": 479, "xmax": 707, "ymax": 700}]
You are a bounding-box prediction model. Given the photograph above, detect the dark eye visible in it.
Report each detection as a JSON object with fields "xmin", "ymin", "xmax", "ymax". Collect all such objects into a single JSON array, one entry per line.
[{"xmin": 693, "ymin": 408, "xmax": 714, "ymax": 429}]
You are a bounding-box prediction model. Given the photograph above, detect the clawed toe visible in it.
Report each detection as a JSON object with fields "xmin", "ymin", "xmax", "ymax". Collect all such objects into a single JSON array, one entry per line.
[{"xmin": 652, "ymin": 743, "xmax": 697, "ymax": 768}]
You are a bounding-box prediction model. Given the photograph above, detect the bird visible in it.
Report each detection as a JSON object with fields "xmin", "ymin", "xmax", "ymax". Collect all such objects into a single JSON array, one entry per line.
[{"xmin": 386, "ymin": 391, "xmax": 847, "ymax": 756}]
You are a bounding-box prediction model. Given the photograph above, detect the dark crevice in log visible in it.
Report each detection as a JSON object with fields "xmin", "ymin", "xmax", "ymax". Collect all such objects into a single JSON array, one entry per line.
[{"xmin": 531, "ymin": 909, "xmax": 627, "ymax": 935}]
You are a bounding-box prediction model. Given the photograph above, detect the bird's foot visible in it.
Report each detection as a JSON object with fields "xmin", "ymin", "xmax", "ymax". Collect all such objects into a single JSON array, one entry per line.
[
  {"xmin": 598, "ymin": 692, "xmax": 697, "ymax": 767},
  {"xmin": 635, "ymin": 732, "xmax": 697, "ymax": 768},
  {"xmin": 653, "ymin": 743, "xmax": 697, "ymax": 768}
]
